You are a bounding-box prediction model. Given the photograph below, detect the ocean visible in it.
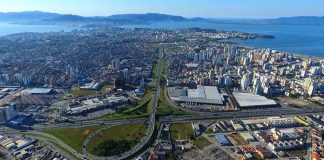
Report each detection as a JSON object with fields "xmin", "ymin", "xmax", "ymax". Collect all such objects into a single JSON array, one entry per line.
[
  {"xmin": 0, "ymin": 21, "xmax": 323, "ymax": 57},
  {"xmin": 0, "ymin": 22, "xmax": 74, "ymax": 36},
  {"xmin": 123, "ymin": 21, "xmax": 324, "ymax": 57}
]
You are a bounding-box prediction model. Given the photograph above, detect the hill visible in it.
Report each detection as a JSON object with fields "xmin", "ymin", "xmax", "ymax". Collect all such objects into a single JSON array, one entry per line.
[
  {"xmin": 0, "ymin": 11, "xmax": 61, "ymax": 22},
  {"xmin": 1, "ymin": 11, "xmax": 324, "ymax": 26}
]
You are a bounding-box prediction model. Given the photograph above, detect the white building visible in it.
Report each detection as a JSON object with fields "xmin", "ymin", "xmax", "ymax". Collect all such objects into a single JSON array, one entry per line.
[{"xmin": 241, "ymin": 74, "xmax": 250, "ymax": 91}]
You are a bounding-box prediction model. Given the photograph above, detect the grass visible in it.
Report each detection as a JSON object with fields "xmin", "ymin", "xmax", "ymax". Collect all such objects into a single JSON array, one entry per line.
[
  {"xmin": 157, "ymin": 85, "xmax": 191, "ymax": 116},
  {"xmin": 50, "ymin": 141, "xmax": 83, "ymax": 160},
  {"xmin": 69, "ymin": 84, "xmax": 113, "ymax": 97},
  {"xmin": 126, "ymin": 122, "xmax": 161, "ymax": 159},
  {"xmin": 87, "ymin": 123, "xmax": 147, "ymax": 155},
  {"xmin": 205, "ymin": 128, "xmax": 215, "ymax": 134},
  {"xmin": 155, "ymin": 57, "xmax": 192, "ymax": 116},
  {"xmin": 170, "ymin": 123, "xmax": 194, "ymax": 141},
  {"xmin": 101, "ymin": 96, "xmax": 152, "ymax": 120},
  {"xmin": 193, "ymin": 136, "xmax": 211, "ymax": 149},
  {"xmin": 152, "ymin": 62, "xmax": 159, "ymax": 78},
  {"xmin": 100, "ymin": 86, "xmax": 154, "ymax": 120},
  {"xmin": 98, "ymin": 55, "xmax": 158, "ymax": 121},
  {"xmin": 161, "ymin": 58, "xmax": 168, "ymax": 76},
  {"xmin": 44, "ymin": 125, "xmax": 104, "ymax": 153},
  {"xmin": 25, "ymin": 133, "xmax": 83, "ymax": 160},
  {"xmin": 123, "ymin": 86, "xmax": 153, "ymax": 113}
]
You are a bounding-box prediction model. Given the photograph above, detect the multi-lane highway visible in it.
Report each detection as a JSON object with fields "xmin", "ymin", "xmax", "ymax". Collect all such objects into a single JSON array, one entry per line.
[
  {"xmin": 2, "ymin": 49, "xmax": 324, "ymax": 159},
  {"xmin": 2, "ymin": 106, "xmax": 324, "ymax": 159}
]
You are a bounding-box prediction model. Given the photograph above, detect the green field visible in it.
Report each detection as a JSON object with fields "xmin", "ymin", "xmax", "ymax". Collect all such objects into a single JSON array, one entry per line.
[
  {"xmin": 150, "ymin": 62, "xmax": 159, "ymax": 86},
  {"xmin": 170, "ymin": 123, "xmax": 194, "ymax": 141},
  {"xmin": 98, "ymin": 55, "xmax": 157, "ymax": 121},
  {"xmin": 161, "ymin": 58, "xmax": 168, "ymax": 76},
  {"xmin": 123, "ymin": 86, "xmax": 153, "ymax": 113},
  {"xmin": 87, "ymin": 123, "xmax": 147, "ymax": 155},
  {"xmin": 102, "ymin": 98, "xmax": 152, "ymax": 120},
  {"xmin": 44, "ymin": 125, "xmax": 104, "ymax": 153},
  {"xmin": 157, "ymin": 58, "xmax": 192, "ymax": 116},
  {"xmin": 69, "ymin": 84, "xmax": 113, "ymax": 97},
  {"xmin": 157, "ymin": 85, "xmax": 191, "ymax": 116},
  {"xmin": 193, "ymin": 136, "xmax": 211, "ymax": 149},
  {"xmin": 101, "ymin": 87, "xmax": 153, "ymax": 120}
]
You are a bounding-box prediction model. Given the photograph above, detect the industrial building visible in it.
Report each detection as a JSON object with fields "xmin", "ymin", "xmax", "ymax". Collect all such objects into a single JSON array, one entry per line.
[
  {"xmin": 232, "ymin": 92, "xmax": 278, "ymax": 109},
  {"xmin": 27, "ymin": 88, "xmax": 55, "ymax": 95},
  {"xmin": 268, "ymin": 139, "xmax": 305, "ymax": 150},
  {"xmin": 66, "ymin": 95, "xmax": 128, "ymax": 115},
  {"xmin": 242, "ymin": 117, "xmax": 300, "ymax": 130},
  {"xmin": 215, "ymin": 134, "xmax": 231, "ymax": 146},
  {"xmin": 240, "ymin": 132, "xmax": 255, "ymax": 141},
  {"xmin": 169, "ymin": 85, "xmax": 225, "ymax": 105},
  {"xmin": 233, "ymin": 124, "xmax": 244, "ymax": 131},
  {"xmin": 80, "ymin": 82, "xmax": 101, "ymax": 90},
  {"xmin": 270, "ymin": 128, "xmax": 304, "ymax": 141}
]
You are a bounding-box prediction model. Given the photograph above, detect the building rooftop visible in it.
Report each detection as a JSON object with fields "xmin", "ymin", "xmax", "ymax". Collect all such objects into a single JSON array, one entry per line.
[
  {"xmin": 171, "ymin": 85, "xmax": 224, "ymax": 105},
  {"xmin": 28, "ymin": 88, "xmax": 53, "ymax": 94},
  {"xmin": 233, "ymin": 92, "xmax": 277, "ymax": 107}
]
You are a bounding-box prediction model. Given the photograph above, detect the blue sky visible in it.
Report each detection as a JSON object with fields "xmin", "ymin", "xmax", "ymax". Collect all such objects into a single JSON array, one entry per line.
[{"xmin": 0, "ymin": 0, "xmax": 323, "ymax": 18}]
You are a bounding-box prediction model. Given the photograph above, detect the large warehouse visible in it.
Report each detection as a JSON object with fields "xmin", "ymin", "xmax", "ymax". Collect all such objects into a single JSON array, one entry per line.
[
  {"xmin": 169, "ymin": 85, "xmax": 225, "ymax": 105},
  {"xmin": 232, "ymin": 92, "xmax": 278, "ymax": 109}
]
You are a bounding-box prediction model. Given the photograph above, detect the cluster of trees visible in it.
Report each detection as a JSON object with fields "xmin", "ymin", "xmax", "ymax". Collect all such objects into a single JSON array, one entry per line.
[{"xmin": 93, "ymin": 140, "xmax": 137, "ymax": 156}]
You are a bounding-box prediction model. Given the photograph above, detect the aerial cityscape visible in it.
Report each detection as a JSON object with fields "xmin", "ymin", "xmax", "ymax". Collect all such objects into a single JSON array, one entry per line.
[{"xmin": 0, "ymin": 0, "xmax": 324, "ymax": 160}]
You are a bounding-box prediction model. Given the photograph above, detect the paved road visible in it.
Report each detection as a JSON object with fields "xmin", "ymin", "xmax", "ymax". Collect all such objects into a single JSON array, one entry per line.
[
  {"xmin": 2, "ymin": 107, "xmax": 324, "ymax": 160},
  {"xmin": 74, "ymin": 48, "xmax": 163, "ymax": 160},
  {"xmin": 5, "ymin": 131, "xmax": 84, "ymax": 160},
  {"xmin": 3, "ymin": 107, "xmax": 324, "ymax": 133}
]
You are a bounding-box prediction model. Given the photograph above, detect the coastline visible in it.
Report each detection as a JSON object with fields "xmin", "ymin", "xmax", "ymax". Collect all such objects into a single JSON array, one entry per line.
[{"xmin": 0, "ymin": 22, "xmax": 323, "ymax": 59}]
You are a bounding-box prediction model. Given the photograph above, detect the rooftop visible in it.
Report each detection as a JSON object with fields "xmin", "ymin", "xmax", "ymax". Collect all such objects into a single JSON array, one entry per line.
[
  {"xmin": 233, "ymin": 92, "xmax": 277, "ymax": 107},
  {"xmin": 27, "ymin": 88, "xmax": 53, "ymax": 94},
  {"xmin": 171, "ymin": 85, "xmax": 224, "ymax": 105}
]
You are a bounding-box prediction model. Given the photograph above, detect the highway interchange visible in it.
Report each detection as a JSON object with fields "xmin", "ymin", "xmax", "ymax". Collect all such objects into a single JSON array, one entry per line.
[{"xmin": 2, "ymin": 49, "xmax": 324, "ymax": 159}]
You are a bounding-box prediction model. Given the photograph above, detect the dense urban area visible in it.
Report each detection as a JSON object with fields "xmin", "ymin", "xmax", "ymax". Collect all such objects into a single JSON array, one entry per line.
[{"xmin": 0, "ymin": 27, "xmax": 323, "ymax": 160}]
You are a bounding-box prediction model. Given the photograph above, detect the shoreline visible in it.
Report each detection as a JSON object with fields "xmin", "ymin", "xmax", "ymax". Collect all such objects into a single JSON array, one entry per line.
[
  {"xmin": 0, "ymin": 22, "xmax": 323, "ymax": 59},
  {"xmin": 234, "ymin": 43, "xmax": 324, "ymax": 60},
  {"xmin": 220, "ymin": 38, "xmax": 324, "ymax": 60}
]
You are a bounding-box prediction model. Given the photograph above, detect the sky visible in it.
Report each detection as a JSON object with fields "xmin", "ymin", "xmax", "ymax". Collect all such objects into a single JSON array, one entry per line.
[{"xmin": 0, "ymin": 0, "xmax": 324, "ymax": 18}]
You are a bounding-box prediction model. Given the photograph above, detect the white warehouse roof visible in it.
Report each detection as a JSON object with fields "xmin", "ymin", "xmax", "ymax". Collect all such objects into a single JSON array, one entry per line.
[
  {"xmin": 28, "ymin": 88, "xmax": 53, "ymax": 94},
  {"xmin": 171, "ymin": 85, "xmax": 224, "ymax": 105},
  {"xmin": 233, "ymin": 92, "xmax": 277, "ymax": 107}
]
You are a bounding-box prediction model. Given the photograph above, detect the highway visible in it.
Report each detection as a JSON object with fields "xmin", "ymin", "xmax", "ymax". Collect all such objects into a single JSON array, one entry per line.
[
  {"xmin": 3, "ymin": 107, "xmax": 324, "ymax": 132},
  {"xmin": 2, "ymin": 106, "xmax": 324, "ymax": 159},
  {"xmin": 70, "ymin": 48, "xmax": 163, "ymax": 160},
  {"xmin": 2, "ymin": 48, "xmax": 324, "ymax": 159}
]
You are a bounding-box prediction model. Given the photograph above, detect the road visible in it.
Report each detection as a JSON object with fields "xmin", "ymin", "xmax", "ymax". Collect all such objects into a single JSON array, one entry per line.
[
  {"xmin": 2, "ymin": 107, "xmax": 324, "ymax": 159},
  {"xmin": 3, "ymin": 107, "xmax": 324, "ymax": 133},
  {"xmin": 72, "ymin": 48, "xmax": 163, "ymax": 160},
  {"xmin": 2, "ymin": 48, "xmax": 324, "ymax": 159}
]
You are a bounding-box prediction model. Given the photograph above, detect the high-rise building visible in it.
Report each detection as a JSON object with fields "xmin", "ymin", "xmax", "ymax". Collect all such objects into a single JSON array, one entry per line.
[
  {"xmin": 209, "ymin": 70, "xmax": 215, "ymax": 80},
  {"xmin": 304, "ymin": 78, "xmax": 313, "ymax": 91},
  {"xmin": 241, "ymin": 74, "xmax": 250, "ymax": 91},
  {"xmin": 308, "ymin": 82, "xmax": 317, "ymax": 96},
  {"xmin": 123, "ymin": 68, "xmax": 130, "ymax": 83},
  {"xmin": 0, "ymin": 105, "xmax": 17, "ymax": 124},
  {"xmin": 0, "ymin": 108, "xmax": 5, "ymax": 124},
  {"xmin": 112, "ymin": 59, "xmax": 121, "ymax": 70},
  {"xmin": 253, "ymin": 78, "xmax": 263, "ymax": 95},
  {"xmin": 66, "ymin": 65, "xmax": 78, "ymax": 83}
]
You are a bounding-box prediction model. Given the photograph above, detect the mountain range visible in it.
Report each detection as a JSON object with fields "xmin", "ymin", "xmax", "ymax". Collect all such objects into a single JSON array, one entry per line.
[{"xmin": 0, "ymin": 11, "xmax": 324, "ymax": 25}]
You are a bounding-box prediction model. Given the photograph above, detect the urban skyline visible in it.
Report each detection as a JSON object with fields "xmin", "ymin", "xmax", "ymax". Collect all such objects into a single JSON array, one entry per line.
[{"xmin": 1, "ymin": 1, "xmax": 324, "ymax": 160}]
